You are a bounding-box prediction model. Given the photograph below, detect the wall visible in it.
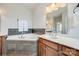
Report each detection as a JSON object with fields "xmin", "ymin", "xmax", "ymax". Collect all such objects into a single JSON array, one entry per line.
[
  {"xmin": 62, "ymin": 5, "xmax": 68, "ymax": 34},
  {"xmin": 62, "ymin": 3, "xmax": 79, "ymax": 39},
  {"xmin": 32, "ymin": 4, "xmax": 48, "ymax": 29},
  {"xmin": 67, "ymin": 3, "xmax": 77, "ymax": 29},
  {"xmin": 1, "ymin": 15, "xmax": 7, "ymax": 34},
  {"xmin": 0, "ymin": 5, "xmax": 32, "ymax": 34}
]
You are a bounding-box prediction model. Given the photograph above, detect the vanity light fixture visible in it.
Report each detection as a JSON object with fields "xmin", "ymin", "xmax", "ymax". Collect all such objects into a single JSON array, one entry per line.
[
  {"xmin": 46, "ymin": 3, "xmax": 66, "ymax": 13},
  {"xmin": 46, "ymin": 3, "xmax": 58, "ymax": 13}
]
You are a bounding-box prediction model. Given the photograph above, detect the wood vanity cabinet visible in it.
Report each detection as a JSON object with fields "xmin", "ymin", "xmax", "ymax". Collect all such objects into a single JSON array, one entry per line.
[
  {"xmin": 38, "ymin": 42, "xmax": 46, "ymax": 56},
  {"xmin": 45, "ymin": 46, "xmax": 58, "ymax": 56},
  {"xmin": 37, "ymin": 37, "xmax": 79, "ymax": 56},
  {"xmin": 0, "ymin": 37, "xmax": 2, "ymax": 55},
  {"xmin": 38, "ymin": 38, "xmax": 59, "ymax": 56},
  {"xmin": 0, "ymin": 36, "xmax": 6, "ymax": 56},
  {"xmin": 62, "ymin": 46, "xmax": 79, "ymax": 56}
]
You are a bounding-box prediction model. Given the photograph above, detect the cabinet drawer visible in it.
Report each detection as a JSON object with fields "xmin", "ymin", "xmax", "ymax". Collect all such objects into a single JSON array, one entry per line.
[
  {"xmin": 0, "ymin": 44, "xmax": 1, "ymax": 50},
  {"xmin": 0, "ymin": 51, "xmax": 2, "ymax": 55},
  {"xmin": 39, "ymin": 38, "xmax": 44, "ymax": 43},
  {"xmin": 46, "ymin": 46, "xmax": 58, "ymax": 56},
  {"xmin": 0, "ymin": 39, "xmax": 1, "ymax": 44},
  {"xmin": 0, "ymin": 42, "xmax": 1, "ymax": 46},
  {"xmin": 70, "ymin": 49, "xmax": 77, "ymax": 55},
  {"xmin": 42, "ymin": 39, "xmax": 58, "ymax": 50},
  {"xmin": 62, "ymin": 46, "xmax": 77, "ymax": 56}
]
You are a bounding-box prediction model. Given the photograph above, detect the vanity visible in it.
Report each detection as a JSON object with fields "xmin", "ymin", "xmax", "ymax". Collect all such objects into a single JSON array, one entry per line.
[
  {"xmin": 0, "ymin": 34, "xmax": 6, "ymax": 56},
  {"xmin": 37, "ymin": 35, "xmax": 79, "ymax": 56},
  {"xmin": 39, "ymin": 3, "xmax": 79, "ymax": 56}
]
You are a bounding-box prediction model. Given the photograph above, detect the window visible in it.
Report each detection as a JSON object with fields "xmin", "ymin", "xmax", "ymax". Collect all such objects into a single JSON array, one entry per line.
[{"xmin": 18, "ymin": 20, "xmax": 28, "ymax": 32}]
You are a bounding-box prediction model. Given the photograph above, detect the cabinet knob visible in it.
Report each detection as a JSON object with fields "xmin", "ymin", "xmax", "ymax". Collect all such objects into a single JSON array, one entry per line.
[
  {"xmin": 70, "ymin": 52, "xmax": 72, "ymax": 55},
  {"xmin": 70, "ymin": 51, "xmax": 75, "ymax": 55}
]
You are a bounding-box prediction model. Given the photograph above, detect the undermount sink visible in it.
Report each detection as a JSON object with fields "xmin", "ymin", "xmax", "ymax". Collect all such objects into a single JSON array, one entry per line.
[
  {"xmin": 45, "ymin": 33, "xmax": 58, "ymax": 39},
  {"xmin": 44, "ymin": 34, "xmax": 70, "ymax": 42}
]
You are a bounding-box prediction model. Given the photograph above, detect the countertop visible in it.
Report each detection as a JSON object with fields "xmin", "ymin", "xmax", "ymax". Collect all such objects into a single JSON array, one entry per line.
[
  {"xmin": 0, "ymin": 33, "xmax": 7, "ymax": 36},
  {"xmin": 39, "ymin": 34, "xmax": 79, "ymax": 50}
]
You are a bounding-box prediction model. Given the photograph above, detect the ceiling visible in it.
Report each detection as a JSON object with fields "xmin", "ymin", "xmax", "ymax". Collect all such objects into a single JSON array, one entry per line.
[
  {"xmin": 0, "ymin": 3, "xmax": 66, "ymax": 15},
  {"xmin": 0, "ymin": 3, "xmax": 43, "ymax": 10}
]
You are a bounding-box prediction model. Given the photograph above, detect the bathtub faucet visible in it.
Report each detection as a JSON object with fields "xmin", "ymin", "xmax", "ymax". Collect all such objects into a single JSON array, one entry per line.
[{"xmin": 20, "ymin": 31, "xmax": 24, "ymax": 39}]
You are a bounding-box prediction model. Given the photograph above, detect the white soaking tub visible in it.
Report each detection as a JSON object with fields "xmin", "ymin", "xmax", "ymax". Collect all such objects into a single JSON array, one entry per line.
[
  {"xmin": 7, "ymin": 34, "xmax": 39, "ymax": 41},
  {"xmin": 6, "ymin": 34, "xmax": 39, "ymax": 56}
]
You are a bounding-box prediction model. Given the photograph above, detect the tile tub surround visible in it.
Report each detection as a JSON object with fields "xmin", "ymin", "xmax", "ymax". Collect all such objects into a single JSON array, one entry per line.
[
  {"xmin": 32, "ymin": 28, "xmax": 45, "ymax": 34},
  {"xmin": 6, "ymin": 40, "xmax": 37, "ymax": 56},
  {"xmin": 8, "ymin": 28, "xmax": 45, "ymax": 35},
  {"xmin": 6, "ymin": 34, "xmax": 39, "ymax": 56},
  {"xmin": 6, "ymin": 50, "xmax": 36, "ymax": 56},
  {"xmin": 8, "ymin": 28, "xmax": 32, "ymax": 35}
]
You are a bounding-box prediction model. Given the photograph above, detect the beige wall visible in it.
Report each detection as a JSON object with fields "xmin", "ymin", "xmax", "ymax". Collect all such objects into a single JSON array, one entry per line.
[
  {"xmin": 32, "ymin": 4, "xmax": 48, "ymax": 28},
  {"xmin": 0, "ymin": 5, "xmax": 32, "ymax": 34}
]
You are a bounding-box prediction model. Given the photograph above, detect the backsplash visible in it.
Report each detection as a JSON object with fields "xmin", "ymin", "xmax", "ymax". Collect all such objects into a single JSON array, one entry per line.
[
  {"xmin": 8, "ymin": 28, "xmax": 32, "ymax": 35},
  {"xmin": 8, "ymin": 28, "xmax": 45, "ymax": 35},
  {"xmin": 32, "ymin": 28, "xmax": 45, "ymax": 34}
]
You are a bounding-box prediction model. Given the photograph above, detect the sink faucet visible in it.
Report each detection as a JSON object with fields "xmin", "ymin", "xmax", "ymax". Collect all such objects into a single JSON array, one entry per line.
[{"xmin": 53, "ymin": 30, "xmax": 58, "ymax": 38}]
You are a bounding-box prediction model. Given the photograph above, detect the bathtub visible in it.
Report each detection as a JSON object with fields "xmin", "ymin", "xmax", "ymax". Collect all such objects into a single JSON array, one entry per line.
[
  {"xmin": 7, "ymin": 33, "xmax": 39, "ymax": 41},
  {"xmin": 6, "ymin": 34, "xmax": 39, "ymax": 56}
]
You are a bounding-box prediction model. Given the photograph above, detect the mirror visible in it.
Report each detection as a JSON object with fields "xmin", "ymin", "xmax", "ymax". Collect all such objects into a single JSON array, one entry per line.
[
  {"xmin": 53, "ymin": 15, "xmax": 62, "ymax": 33},
  {"xmin": 45, "ymin": 3, "xmax": 79, "ymax": 39},
  {"xmin": 46, "ymin": 4, "xmax": 68, "ymax": 34}
]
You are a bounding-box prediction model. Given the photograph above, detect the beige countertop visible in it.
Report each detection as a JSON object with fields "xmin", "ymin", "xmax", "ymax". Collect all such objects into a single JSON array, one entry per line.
[
  {"xmin": 0, "ymin": 33, "xmax": 7, "ymax": 36},
  {"xmin": 39, "ymin": 34, "xmax": 79, "ymax": 50}
]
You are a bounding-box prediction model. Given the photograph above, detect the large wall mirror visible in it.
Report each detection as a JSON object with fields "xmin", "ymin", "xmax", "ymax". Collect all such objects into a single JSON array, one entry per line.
[
  {"xmin": 45, "ymin": 3, "xmax": 79, "ymax": 39},
  {"xmin": 45, "ymin": 3, "xmax": 68, "ymax": 34}
]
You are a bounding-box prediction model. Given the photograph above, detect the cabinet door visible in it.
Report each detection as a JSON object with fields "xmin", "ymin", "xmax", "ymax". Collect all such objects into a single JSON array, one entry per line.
[
  {"xmin": 0, "ymin": 37, "xmax": 2, "ymax": 55},
  {"xmin": 38, "ymin": 42, "xmax": 46, "ymax": 56},
  {"xmin": 62, "ymin": 46, "xmax": 78, "ymax": 56},
  {"xmin": 2, "ymin": 36, "xmax": 6, "ymax": 55},
  {"xmin": 46, "ymin": 46, "xmax": 58, "ymax": 56}
]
